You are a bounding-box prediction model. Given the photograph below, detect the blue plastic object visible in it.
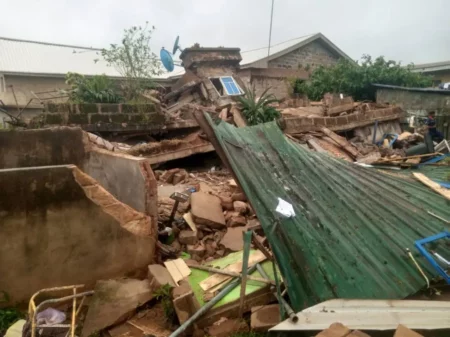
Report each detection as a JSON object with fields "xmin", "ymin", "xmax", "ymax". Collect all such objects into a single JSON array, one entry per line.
[
  {"xmin": 414, "ymin": 231, "xmax": 450, "ymax": 284},
  {"xmin": 421, "ymin": 153, "xmax": 450, "ymax": 165},
  {"xmin": 160, "ymin": 48, "xmax": 174, "ymax": 72}
]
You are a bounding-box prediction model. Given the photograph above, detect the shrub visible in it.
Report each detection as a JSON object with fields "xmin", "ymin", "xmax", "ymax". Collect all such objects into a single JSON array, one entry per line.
[
  {"xmin": 294, "ymin": 55, "xmax": 433, "ymax": 101},
  {"xmin": 237, "ymin": 86, "xmax": 280, "ymax": 126},
  {"xmin": 65, "ymin": 73, "xmax": 123, "ymax": 103}
]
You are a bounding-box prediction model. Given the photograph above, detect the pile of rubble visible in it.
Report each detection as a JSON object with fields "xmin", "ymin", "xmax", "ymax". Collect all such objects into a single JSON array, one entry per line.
[{"xmin": 155, "ymin": 167, "xmax": 263, "ymax": 262}]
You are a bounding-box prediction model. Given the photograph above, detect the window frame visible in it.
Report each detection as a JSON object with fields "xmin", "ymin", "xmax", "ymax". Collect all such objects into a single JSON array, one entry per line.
[{"xmin": 209, "ymin": 76, "xmax": 243, "ymax": 97}]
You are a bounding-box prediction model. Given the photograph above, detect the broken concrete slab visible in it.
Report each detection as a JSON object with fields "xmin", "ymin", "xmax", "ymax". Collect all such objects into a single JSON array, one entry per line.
[
  {"xmin": 190, "ymin": 192, "xmax": 226, "ymax": 229},
  {"xmin": 172, "ymin": 280, "xmax": 201, "ymax": 326},
  {"xmin": 220, "ymin": 225, "xmax": 249, "ymax": 252},
  {"xmin": 219, "ymin": 195, "xmax": 234, "ymax": 210},
  {"xmin": 227, "ymin": 215, "xmax": 247, "ymax": 227},
  {"xmin": 187, "ymin": 244, "xmax": 207, "ymax": 262},
  {"xmin": 0, "ymin": 165, "xmax": 156, "ymax": 304},
  {"xmin": 81, "ymin": 278, "xmax": 153, "ymax": 337},
  {"xmin": 315, "ymin": 323, "xmax": 351, "ymax": 337},
  {"xmin": 233, "ymin": 201, "xmax": 247, "ymax": 214},
  {"xmin": 251, "ymin": 304, "xmax": 281, "ymax": 331},
  {"xmin": 231, "ymin": 191, "xmax": 247, "ymax": 202},
  {"xmin": 206, "ymin": 318, "xmax": 249, "ymax": 337},
  {"xmin": 179, "ymin": 230, "xmax": 199, "ymax": 245},
  {"xmin": 148, "ymin": 264, "xmax": 176, "ymax": 290}
]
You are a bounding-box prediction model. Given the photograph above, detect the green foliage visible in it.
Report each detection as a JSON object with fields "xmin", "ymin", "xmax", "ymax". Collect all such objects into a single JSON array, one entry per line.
[
  {"xmin": 295, "ymin": 55, "xmax": 433, "ymax": 101},
  {"xmin": 153, "ymin": 284, "xmax": 175, "ymax": 322},
  {"xmin": 237, "ymin": 86, "xmax": 280, "ymax": 126},
  {"xmin": 65, "ymin": 73, "xmax": 123, "ymax": 103},
  {"xmin": 0, "ymin": 308, "xmax": 24, "ymax": 336},
  {"xmin": 100, "ymin": 23, "xmax": 162, "ymax": 101}
]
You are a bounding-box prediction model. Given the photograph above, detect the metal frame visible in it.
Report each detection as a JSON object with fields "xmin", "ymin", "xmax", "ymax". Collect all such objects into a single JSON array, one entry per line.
[
  {"xmin": 209, "ymin": 76, "xmax": 243, "ymax": 97},
  {"xmin": 414, "ymin": 231, "xmax": 450, "ymax": 284},
  {"xmin": 28, "ymin": 285, "xmax": 94, "ymax": 337}
]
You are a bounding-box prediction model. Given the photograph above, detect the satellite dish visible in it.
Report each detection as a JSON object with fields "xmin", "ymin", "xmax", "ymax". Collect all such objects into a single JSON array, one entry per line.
[
  {"xmin": 160, "ymin": 48, "xmax": 174, "ymax": 72},
  {"xmin": 172, "ymin": 35, "xmax": 183, "ymax": 55}
]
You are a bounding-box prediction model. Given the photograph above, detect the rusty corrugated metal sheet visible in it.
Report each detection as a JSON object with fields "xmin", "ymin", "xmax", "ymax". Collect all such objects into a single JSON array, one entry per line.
[{"xmin": 205, "ymin": 115, "xmax": 450, "ymax": 311}]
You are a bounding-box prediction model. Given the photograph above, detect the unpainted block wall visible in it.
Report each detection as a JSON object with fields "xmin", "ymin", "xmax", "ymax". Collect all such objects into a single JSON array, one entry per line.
[
  {"xmin": 0, "ymin": 165, "xmax": 155, "ymax": 304},
  {"xmin": 376, "ymin": 88, "xmax": 450, "ymax": 138},
  {"xmin": 269, "ymin": 41, "xmax": 340, "ymax": 70}
]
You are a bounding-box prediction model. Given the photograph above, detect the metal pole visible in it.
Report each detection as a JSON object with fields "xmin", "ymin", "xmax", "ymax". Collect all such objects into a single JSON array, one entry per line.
[
  {"xmin": 238, "ymin": 231, "xmax": 253, "ymax": 317},
  {"xmin": 169, "ymin": 265, "xmax": 257, "ymax": 337},
  {"xmin": 256, "ymin": 263, "xmax": 298, "ymax": 323},
  {"xmin": 186, "ymin": 264, "xmax": 274, "ymax": 285},
  {"xmin": 267, "ymin": 0, "xmax": 275, "ymax": 67}
]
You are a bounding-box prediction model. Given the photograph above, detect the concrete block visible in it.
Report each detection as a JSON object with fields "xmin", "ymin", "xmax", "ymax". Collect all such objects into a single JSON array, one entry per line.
[
  {"xmin": 172, "ymin": 281, "xmax": 200, "ymax": 325},
  {"xmin": 219, "ymin": 195, "xmax": 234, "ymax": 210},
  {"xmin": 233, "ymin": 201, "xmax": 247, "ymax": 214},
  {"xmin": 227, "ymin": 215, "xmax": 247, "ymax": 227},
  {"xmin": 148, "ymin": 264, "xmax": 176, "ymax": 290},
  {"xmin": 190, "ymin": 192, "xmax": 226, "ymax": 229},
  {"xmin": 250, "ymin": 304, "xmax": 281, "ymax": 331},
  {"xmin": 178, "ymin": 230, "xmax": 198, "ymax": 245}
]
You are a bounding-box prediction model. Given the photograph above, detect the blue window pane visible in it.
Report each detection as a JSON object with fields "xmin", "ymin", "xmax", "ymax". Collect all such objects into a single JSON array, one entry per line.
[{"xmin": 220, "ymin": 76, "xmax": 241, "ymax": 95}]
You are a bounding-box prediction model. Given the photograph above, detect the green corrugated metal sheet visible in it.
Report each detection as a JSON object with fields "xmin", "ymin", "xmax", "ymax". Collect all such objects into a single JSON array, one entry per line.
[{"xmin": 206, "ymin": 115, "xmax": 450, "ymax": 311}]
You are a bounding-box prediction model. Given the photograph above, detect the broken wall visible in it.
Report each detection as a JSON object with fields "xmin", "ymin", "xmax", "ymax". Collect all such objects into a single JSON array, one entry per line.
[
  {"xmin": 82, "ymin": 148, "xmax": 158, "ymax": 219},
  {"xmin": 0, "ymin": 127, "xmax": 158, "ymax": 218},
  {"xmin": 0, "ymin": 165, "xmax": 156, "ymax": 304},
  {"xmin": 376, "ymin": 87, "xmax": 450, "ymax": 139}
]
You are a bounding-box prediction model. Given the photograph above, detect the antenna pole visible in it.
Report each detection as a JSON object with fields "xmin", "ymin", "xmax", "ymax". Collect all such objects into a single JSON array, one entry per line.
[{"xmin": 267, "ymin": 0, "xmax": 275, "ymax": 67}]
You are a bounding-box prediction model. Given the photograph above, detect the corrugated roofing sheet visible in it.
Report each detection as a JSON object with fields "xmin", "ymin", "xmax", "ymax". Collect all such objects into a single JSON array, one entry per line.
[
  {"xmin": 205, "ymin": 115, "xmax": 450, "ymax": 311},
  {"xmin": 0, "ymin": 37, "xmax": 183, "ymax": 79}
]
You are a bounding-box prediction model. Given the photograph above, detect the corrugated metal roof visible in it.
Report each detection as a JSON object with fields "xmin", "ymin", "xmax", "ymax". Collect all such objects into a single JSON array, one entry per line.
[
  {"xmin": 272, "ymin": 299, "xmax": 450, "ymax": 331},
  {"xmin": 412, "ymin": 60, "xmax": 450, "ymax": 73},
  {"xmin": 373, "ymin": 83, "xmax": 450, "ymax": 94},
  {"xmin": 0, "ymin": 37, "xmax": 183, "ymax": 80},
  {"xmin": 205, "ymin": 115, "xmax": 450, "ymax": 311},
  {"xmin": 240, "ymin": 33, "xmax": 353, "ymax": 68}
]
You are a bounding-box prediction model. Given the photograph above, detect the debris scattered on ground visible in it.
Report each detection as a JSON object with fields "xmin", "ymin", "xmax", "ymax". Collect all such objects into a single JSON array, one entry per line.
[{"xmin": 81, "ymin": 279, "xmax": 154, "ymax": 337}]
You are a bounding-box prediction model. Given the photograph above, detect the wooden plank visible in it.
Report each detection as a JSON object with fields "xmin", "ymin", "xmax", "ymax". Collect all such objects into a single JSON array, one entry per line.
[
  {"xmin": 164, "ymin": 258, "xmax": 191, "ymax": 285},
  {"xmin": 183, "ymin": 212, "xmax": 197, "ymax": 232},
  {"xmin": 307, "ymin": 138, "xmax": 327, "ymax": 153},
  {"xmin": 199, "ymin": 250, "xmax": 266, "ymax": 291},
  {"xmin": 231, "ymin": 107, "xmax": 247, "ymax": 128},
  {"xmin": 320, "ymin": 127, "xmax": 360, "ymax": 159},
  {"xmin": 413, "ymin": 173, "xmax": 450, "ymax": 200}
]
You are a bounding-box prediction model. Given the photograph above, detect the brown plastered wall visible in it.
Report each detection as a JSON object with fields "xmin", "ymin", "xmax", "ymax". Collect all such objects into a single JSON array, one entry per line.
[
  {"xmin": 0, "ymin": 165, "xmax": 156, "ymax": 304},
  {"xmin": 82, "ymin": 148, "xmax": 158, "ymax": 217},
  {"xmin": 0, "ymin": 127, "xmax": 89, "ymax": 169}
]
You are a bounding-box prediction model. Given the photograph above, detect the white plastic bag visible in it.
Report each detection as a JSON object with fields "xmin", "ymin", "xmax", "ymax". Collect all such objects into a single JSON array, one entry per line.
[{"xmin": 36, "ymin": 308, "xmax": 66, "ymax": 325}]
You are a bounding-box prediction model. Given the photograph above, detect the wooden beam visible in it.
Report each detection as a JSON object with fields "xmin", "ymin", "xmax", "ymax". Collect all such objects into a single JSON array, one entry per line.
[
  {"xmin": 320, "ymin": 127, "xmax": 360, "ymax": 159},
  {"xmin": 413, "ymin": 173, "xmax": 450, "ymax": 200}
]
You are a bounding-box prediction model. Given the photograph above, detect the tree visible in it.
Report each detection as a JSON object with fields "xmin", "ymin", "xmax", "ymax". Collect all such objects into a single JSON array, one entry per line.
[
  {"xmin": 294, "ymin": 55, "xmax": 432, "ymax": 101},
  {"xmin": 100, "ymin": 23, "xmax": 162, "ymax": 101}
]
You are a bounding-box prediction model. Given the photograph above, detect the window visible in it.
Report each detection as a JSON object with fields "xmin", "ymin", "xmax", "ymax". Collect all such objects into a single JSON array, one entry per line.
[{"xmin": 210, "ymin": 76, "xmax": 243, "ymax": 96}]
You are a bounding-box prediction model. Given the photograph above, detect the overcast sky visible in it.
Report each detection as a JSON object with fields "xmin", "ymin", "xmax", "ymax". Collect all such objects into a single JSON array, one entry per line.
[{"xmin": 1, "ymin": 0, "xmax": 449, "ymax": 65}]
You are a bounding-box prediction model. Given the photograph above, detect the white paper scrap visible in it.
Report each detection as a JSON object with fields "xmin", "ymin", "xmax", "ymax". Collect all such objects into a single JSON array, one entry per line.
[{"xmin": 275, "ymin": 198, "xmax": 295, "ymax": 217}]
